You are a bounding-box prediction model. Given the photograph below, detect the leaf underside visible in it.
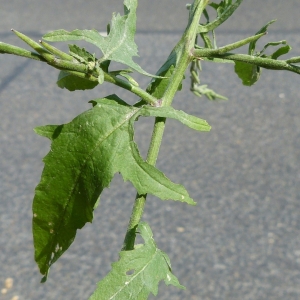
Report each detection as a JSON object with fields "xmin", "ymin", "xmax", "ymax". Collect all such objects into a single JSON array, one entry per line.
[
  {"xmin": 57, "ymin": 71, "xmax": 98, "ymax": 91},
  {"xmin": 234, "ymin": 62, "xmax": 261, "ymax": 86},
  {"xmin": 33, "ymin": 94, "xmax": 210, "ymax": 280},
  {"xmin": 89, "ymin": 222, "xmax": 185, "ymax": 300}
]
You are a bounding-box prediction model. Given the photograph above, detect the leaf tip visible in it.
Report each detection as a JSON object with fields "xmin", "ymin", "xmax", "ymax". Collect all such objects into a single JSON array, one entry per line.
[
  {"xmin": 189, "ymin": 199, "xmax": 197, "ymax": 206},
  {"xmin": 40, "ymin": 269, "xmax": 49, "ymax": 283}
]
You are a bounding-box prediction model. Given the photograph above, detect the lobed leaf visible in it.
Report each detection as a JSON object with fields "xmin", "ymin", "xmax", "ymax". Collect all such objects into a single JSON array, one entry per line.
[
  {"xmin": 42, "ymin": 0, "xmax": 156, "ymax": 78},
  {"xmin": 89, "ymin": 222, "xmax": 185, "ymax": 300},
  {"xmin": 33, "ymin": 95, "xmax": 210, "ymax": 280}
]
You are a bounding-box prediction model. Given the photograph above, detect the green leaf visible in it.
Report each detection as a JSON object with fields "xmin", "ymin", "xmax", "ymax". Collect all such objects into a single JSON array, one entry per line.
[
  {"xmin": 68, "ymin": 44, "xmax": 95, "ymax": 63},
  {"xmin": 234, "ymin": 61, "xmax": 261, "ymax": 86},
  {"xmin": 89, "ymin": 222, "xmax": 185, "ymax": 300},
  {"xmin": 270, "ymin": 45, "xmax": 291, "ymax": 60},
  {"xmin": 193, "ymin": 85, "xmax": 228, "ymax": 101},
  {"xmin": 248, "ymin": 20, "xmax": 276, "ymax": 55},
  {"xmin": 258, "ymin": 40, "xmax": 287, "ymax": 56},
  {"xmin": 199, "ymin": 0, "xmax": 242, "ymax": 33},
  {"xmin": 43, "ymin": 0, "xmax": 156, "ymax": 78},
  {"xmin": 145, "ymin": 48, "xmax": 184, "ymax": 101},
  {"xmin": 209, "ymin": 0, "xmax": 232, "ymax": 17},
  {"xmin": 56, "ymin": 71, "xmax": 98, "ymax": 91},
  {"xmin": 145, "ymin": 55, "xmax": 176, "ymax": 100},
  {"xmin": 257, "ymin": 40, "xmax": 291, "ymax": 60},
  {"xmin": 33, "ymin": 95, "xmax": 210, "ymax": 280},
  {"xmin": 140, "ymin": 106, "xmax": 210, "ymax": 132}
]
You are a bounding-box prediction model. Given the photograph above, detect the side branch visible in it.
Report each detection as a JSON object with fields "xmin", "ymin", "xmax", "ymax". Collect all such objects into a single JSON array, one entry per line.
[
  {"xmin": 0, "ymin": 42, "xmax": 46, "ymax": 61},
  {"xmin": 192, "ymin": 49, "xmax": 300, "ymax": 75},
  {"xmin": 194, "ymin": 32, "xmax": 266, "ymax": 55},
  {"xmin": 198, "ymin": 0, "xmax": 243, "ymax": 33},
  {"xmin": 0, "ymin": 41, "xmax": 159, "ymax": 106}
]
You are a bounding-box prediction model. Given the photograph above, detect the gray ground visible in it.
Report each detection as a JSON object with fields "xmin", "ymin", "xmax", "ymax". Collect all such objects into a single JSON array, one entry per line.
[{"xmin": 1, "ymin": 1, "xmax": 300, "ymax": 299}]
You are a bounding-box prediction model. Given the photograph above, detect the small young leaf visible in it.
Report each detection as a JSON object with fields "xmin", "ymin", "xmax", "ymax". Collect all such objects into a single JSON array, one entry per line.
[
  {"xmin": 257, "ymin": 40, "xmax": 291, "ymax": 60},
  {"xmin": 146, "ymin": 50, "xmax": 183, "ymax": 100},
  {"xmin": 89, "ymin": 222, "xmax": 185, "ymax": 300},
  {"xmin": 270, "ymin": 45, "xmax": 291, "ymax": 60},
  {"xmin": 248, "ymin": 20, "xmax": 276, "ymax": 55},
  {"xmin": 234, "ymin": 61, "xmax": 261, "ymax": 86},
  {"xmin": 192, "ymin": 84, "xmax": 228, "ymax": 100},
  {"xmin": 200, "ymin": 0, "xmax": 242, "ymax": 33},
  {"xmin": 258, "ymin": 40, "xmax": 287, "ymax": 56},
  {"xmin": 146, "ymin": 57, "xmax": 176, "ymax": 99},
  {"xmin": 56, "ymin": 71, "xmax": 98, "ymax": 91},
  {"xmin": 68, "ymin": 44, "xmax": 95, "ymax": 63},
  {"xmin": 209, "ymin": 0, "xmax": 231, "ymax": 17},
  {"xmin": 33, "ymin": 95, "xmax": 210, "ymax": 279}
]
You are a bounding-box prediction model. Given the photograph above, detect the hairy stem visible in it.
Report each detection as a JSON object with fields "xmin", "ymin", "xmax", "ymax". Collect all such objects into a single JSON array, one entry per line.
[
  {"xmin": 103, "ymin": 72, "xmax": 159, "ymax": 106},
  {"xmin": 0, "ymin": 42, "xmax": 46, "ymax": 61},
  {"xmin": 196, "ymin": 32, "xmax": 266, "ymax": 55},
  {"xmin": 193, "ymin": 49, "xmax": 300, "ymax": 75},
  {"xmin": 0, "ymin": 36, "xmax": 159, "ymax": 106}
]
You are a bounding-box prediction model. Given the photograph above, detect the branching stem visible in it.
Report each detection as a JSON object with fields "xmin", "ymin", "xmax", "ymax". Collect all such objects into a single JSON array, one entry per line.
[
  {"xmin": 198, "ymin": 0, "xmax": 243, "ymax": 33},
  {"xmin": 192, "ymin": 49, "xmax": 300, "ymax": 75},
  {"xmin": 0, "ymin": 41, "xmax": 158, "ymax": 106},
  {"xmin": 122, "ymin": 0, "xmax": 209, "ymax": 251}
]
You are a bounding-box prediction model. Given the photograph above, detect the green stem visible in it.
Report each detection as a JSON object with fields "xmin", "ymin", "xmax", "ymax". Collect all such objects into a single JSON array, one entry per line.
[
  {"xmin": 122, "ymin": 116, "xmax": 167, "ymax": 250},
  {"xmin": 286, "ymin": 56, "xmax": 300, "ymax": 64},
  {"xmin": 39, "ymin": 40, "xmax": 74, "ymax": 61},
  {"xmin": 0, "ymin": 41, "xmax": 158, "ymax": 106},
  {"xmin": 196, "ymin": 32, "xmax": 266, "ymax": 55},
  {"xmin": 0, "ymin": 42, "xmax": 46, "ymax": 61},
  {"xmin": 198, "ymin": 0, "xmax": 243, "ymax": 33},
  {"xmin": 122, "ymin": 0, "xmax": 208, "ymax": 251},
  {"xmin": 12, "ymin": 29, "xmax": 55, "ymax": 61},
  {"xmin": 104, "ymin": 73, "xmax": 158, "ymax": 106},
  {"xmin": 193, "ymin": 49, "xmax": 300, "ymax": 75}
]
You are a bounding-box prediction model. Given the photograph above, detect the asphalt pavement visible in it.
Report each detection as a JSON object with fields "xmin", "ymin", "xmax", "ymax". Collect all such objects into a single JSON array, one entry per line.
[{"xmin": 1, "ymin": 1, "xmax": 300, "ymax": 299}]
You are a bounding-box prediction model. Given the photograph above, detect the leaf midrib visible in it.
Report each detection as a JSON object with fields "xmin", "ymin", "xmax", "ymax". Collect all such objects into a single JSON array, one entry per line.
[
  {"xmin": 109, "ymin": 247, "xmax": 159, "ymax": 299},
  {"xmin": 102, "ymin": 15, "xmax": 132, "ymax": 61},
  {"xmin": 49, "ymin": 105, "xmax": 140, "ymax": 263}
]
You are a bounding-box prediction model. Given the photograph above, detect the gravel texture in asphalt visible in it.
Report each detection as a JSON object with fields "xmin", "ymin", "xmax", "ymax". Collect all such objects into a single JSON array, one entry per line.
[{"xmin": 1, "ymin": 1, "xmax": 300, "ymax": 299}]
